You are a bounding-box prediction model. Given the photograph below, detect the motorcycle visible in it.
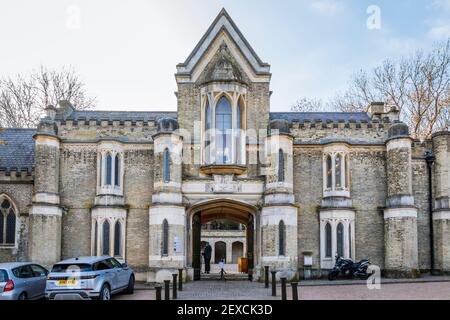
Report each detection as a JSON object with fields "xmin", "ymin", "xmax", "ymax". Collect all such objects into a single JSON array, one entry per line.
[{"xmin": 328, "ymin": 255, "xmax": 370, "ymax": 280}]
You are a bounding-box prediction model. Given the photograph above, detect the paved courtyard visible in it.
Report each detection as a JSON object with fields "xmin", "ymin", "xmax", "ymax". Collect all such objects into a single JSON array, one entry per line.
[{"xmin": 115, "ymin": 279, "xmax": 450, "ymax": 300}]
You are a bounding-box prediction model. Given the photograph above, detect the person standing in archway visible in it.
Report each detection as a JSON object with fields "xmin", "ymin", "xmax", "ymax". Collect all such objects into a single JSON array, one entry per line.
[{"xmin": 203, "ymin": 242, "xmax": 212, "ymax": 274}]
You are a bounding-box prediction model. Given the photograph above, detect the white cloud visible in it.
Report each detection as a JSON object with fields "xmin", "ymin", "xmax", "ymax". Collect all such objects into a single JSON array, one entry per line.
[
  {"xmin": 428, "ymin": 23, "xmax": 450, "ymax": 40},
  {"xmin": 309, "ymin": 0, "xmax": 341, "ymax": 16},
  {"xmin": 432, "ymin": 0, "xmax": 450, "ymax": 11}
]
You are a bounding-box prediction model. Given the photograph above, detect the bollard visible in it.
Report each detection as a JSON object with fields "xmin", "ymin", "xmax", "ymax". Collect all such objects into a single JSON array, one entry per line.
[
  {"xmin": 280, "ymin": 277, "xmax": 287, "ymax": 300},
  {"xmin": 264, "ymin": 266, "xmax": 269, "ymax": 288},
  {"xmin": 291, "ymin": 282, "xmax": 298, "ymax": 300},
  {"xmin": 178, "ymin": 269, "xmax": 183, "ymax": 291},
  {"xmin": 164, "ymin": 280, "xmax": 170, "ymax": 300},
  {"xmin": 172, "ymin": 274, "xmax": 178, "ymax": 299},
  {"xmin": 155, "ymin": 285, "xmax": 162, "ymax": 300},
  {"xmin": 271, "ymin": 271, "xmax": 277, "ymax": 296}
]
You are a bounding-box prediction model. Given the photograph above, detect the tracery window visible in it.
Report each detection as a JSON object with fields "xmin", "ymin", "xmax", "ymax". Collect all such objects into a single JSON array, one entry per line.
[
  {"xmin": 323, "ymin": 148, "xmax": 350, "ymax": 197},
  {"xmin": 0, "ymin": 196, "xmax": 16, "ymax": 246},
  {"xmin": 202, "ymin": 93, "xmax": 246, "ymax": 165}
]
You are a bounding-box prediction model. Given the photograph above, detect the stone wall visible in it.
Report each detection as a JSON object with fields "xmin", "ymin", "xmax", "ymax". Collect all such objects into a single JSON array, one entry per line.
[
  {"xmin": 294, "ymin": 146, "xmax": 387, "ymax": 271},
  {"xmin": 59, "ymin": 145, "xmax": 97, "ymax": 259},
  {"xmin": 0, "ymin": 181, "xmax": 32, "ymax": 262},
  {"xmin": 411, "ymin": 158, "xmax": 431, "ymax": 271},
  {"xmin": 124, "ymin": 148, "xmax": 153, "ymax": 272}
]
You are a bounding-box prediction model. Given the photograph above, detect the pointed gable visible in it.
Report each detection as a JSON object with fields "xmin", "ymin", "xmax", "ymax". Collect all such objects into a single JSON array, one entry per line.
[{"xmin": 176, "ymin": 8, "xmax": 271, "ymax": 84}]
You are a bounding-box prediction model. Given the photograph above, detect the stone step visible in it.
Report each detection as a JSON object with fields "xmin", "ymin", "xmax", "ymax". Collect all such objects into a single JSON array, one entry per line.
[{"xmin": 200, "ymin": 273, "xmax": 250, "ymax": 281}]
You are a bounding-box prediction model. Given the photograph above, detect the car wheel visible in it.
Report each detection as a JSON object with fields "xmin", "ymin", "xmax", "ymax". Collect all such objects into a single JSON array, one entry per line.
[
  {"xmin": 126, "ymin": 275, "xmax": 135, "ymax": 294},
  {"xmin": 18, "ymin": 292, "xmax": 27, "ymax": 300},
  {"xmin": 99, "ymin": 284, "xmax": 111, "ymax": 301}
]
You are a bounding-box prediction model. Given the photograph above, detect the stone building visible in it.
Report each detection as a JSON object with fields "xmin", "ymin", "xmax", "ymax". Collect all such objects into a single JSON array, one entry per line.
[{"xmin": 0, "ymin": 9, "xmax": 449, "ymax": 282}]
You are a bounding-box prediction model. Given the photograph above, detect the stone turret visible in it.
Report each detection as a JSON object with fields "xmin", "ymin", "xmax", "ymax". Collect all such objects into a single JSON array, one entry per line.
[
  {"xmin": 260, "ymin": 119, "xmax": 298, "ymax": 277},
  {"xmin": 431, "ymin": 131, "xmax": 450, "ymax": 273},
  {"xmin": 384, "ymin": 122, "xmax": 419, "ymax": 277},
  {"xmin": 148, "ymin": 117, "xmax": 185, "ymax": 282},
  {"xmin": 29, "ymin": 104, "xmax": 63, "ymax": 267}
]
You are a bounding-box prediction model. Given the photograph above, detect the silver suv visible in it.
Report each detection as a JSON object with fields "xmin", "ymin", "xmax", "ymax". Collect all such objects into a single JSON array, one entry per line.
[{"xmin": 46, "ymin": 256, "xmax": 134, "ymax": 300}]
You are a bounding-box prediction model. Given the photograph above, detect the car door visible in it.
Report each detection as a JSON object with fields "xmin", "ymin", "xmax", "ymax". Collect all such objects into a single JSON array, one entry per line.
[
  {"xmin": 96, "ymin": 259, "xmax": 118, "ymax": 291},
  {"xmin": 109, "ymin": 258, "xmax": 128, "ymax": 288},
  {"xmin": 13, "ymin": 265, "xmax": 35, "ymax": 299},
  {"xmin": 29, "ymin": 264, "xmax": 48, "ymax": 299}
]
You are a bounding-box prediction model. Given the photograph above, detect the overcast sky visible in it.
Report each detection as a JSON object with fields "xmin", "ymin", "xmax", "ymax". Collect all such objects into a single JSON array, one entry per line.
[{"xmin": 0, "ymin": 0, "xmax": 449, "ymax": 112}]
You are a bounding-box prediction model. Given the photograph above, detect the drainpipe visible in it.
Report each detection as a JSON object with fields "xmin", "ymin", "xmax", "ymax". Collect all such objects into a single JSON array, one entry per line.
[{"xmin": 425, "ymin": 151, "xmax": 436, "ymax": 275}]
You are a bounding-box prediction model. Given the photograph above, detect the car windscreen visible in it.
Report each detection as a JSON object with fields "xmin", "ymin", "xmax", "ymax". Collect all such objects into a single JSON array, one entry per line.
[
  {"xmin": 0, "ymin": 269, "xmax": 8, "ymax": 282},
  {"xmin": 51, "ymin": 263, "xmax": 93, "ymax": 273}
]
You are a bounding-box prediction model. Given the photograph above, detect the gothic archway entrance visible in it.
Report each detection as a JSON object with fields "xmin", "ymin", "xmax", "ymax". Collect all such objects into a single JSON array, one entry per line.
[{"xmin": 188, "ymin": 199, "xmax": 257, "ymax": 281}]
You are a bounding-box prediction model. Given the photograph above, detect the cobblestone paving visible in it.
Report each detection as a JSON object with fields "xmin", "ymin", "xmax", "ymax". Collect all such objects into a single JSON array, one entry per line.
[{"xmin": 115, "ymin": 280, "xmax": 450, "ymax": 300}]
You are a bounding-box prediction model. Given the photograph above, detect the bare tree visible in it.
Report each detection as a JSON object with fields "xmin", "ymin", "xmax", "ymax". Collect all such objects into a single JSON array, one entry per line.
[
  {"xmin": 331, "ymin": 40, "xmax": 450, "ymax": 139},
  {"xmin": 0, "ymin": 66, "xmax": 95, "ymax": 128},
  {"xmin": 291, "ymin": 97, "xmax": 327, "ymax": 112}
]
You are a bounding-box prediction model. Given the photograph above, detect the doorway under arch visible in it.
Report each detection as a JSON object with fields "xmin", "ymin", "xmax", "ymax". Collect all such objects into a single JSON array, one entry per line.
[
  {"xmin": 232, "ymin": 241, "xmax": 244, "ymax": 263},
  {"xmin": 214, "ymin": 241, "xmax": 226, "ymax": 263},
  {"xmin": 188, "ymin": 199, "xmax": 258, "ymax": 281}
]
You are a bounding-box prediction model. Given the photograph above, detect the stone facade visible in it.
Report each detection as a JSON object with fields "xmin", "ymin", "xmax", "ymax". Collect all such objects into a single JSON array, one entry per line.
[{"xmin": 0, "ymin": 9, "xmax": 449, "ymax": 281}]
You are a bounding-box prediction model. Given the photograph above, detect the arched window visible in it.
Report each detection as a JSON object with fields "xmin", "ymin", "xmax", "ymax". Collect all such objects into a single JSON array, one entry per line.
[
  {"xmin": 337, "ymin": 223, "xmax": 344, "ymax": 257},
  {"xmin": 106, "ymin": 153, "xmax": 112, "ymax": 185},
  {"xmin": 205, "ymin": 100, "xmax": 211, "ymax": 130},
  {"xmin": 348, "ymin": 224, "xmax": 352, "ymax": 259},
  {"xmin": 102, "ymin": 220, "xmax": 110, "ymax": 255},
  {"xmin": 335, "ymin": 154, "xmax": 342, "ymax": 188},
  {"xmin": 278, "ymin": 149, "xmax": 285, "ymax": 182},
  {"xmin": 205, "ymin": 100, "xmax": 212, "ymax": 164},
  {"xmin": 114, "ymin": 154, "xmax": 120, "ymax": 187},
  {"xmin": 162, "ymin": 219, "xmax": 169, "ymax": 256},
  {"xmin": 215, "ymin": 96, "xmax": 232, "ymax": 164},
  {"xmin": 0, "ymin": 197, "xmax": 16, "ymax": 246},
  {"xmin": 278, "ymin": 220, "xmax": 286, "ymax": 256},
  {"xmin": 114, "ymin": 221, "xmax": 121, "ymax": 257},
  {"xmin": 326, "ymin": 155, "xmax": 332, "ymax": 189},
  {"xmin": 163, "ymin": 148, "xmax": 170, "ymax": 183},
  {"xmin": 237, "ymin": 100, "xmax": 243, "ymax": 129},
  {"xmin": 325, "ymin": 223, "xmax": 332, "ymax": 258},
  {"xmin": 345, "ymin": 155, "xmax": 349, "ymax": 189},
  {"xmin": 94, "ymin": 221, "xmax": 98, "ymax": 256}
]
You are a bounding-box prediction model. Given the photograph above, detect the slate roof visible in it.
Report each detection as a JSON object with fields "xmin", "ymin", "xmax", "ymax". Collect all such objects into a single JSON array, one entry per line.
[
  {"xmin": 0, "ymin": 128, "xmax": 36, "ymax": 172},
  {"xmin": 270, "ymin": 112, "xmax": 372, "ymax": 124},
  {"xmin": 58, "ymin": 110, "xmax": 177, "ymax": 123}
]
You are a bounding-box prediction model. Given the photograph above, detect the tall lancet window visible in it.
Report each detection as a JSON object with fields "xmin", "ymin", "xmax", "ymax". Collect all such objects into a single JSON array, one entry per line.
[
  {"xmin": 278, "ymin": 220, "xmax": 286, "ymax": 256},
  {"xmin": 163, "ymin": 148, "xmax": 170, "ymax": 183},
  {"xmin": 162, "ymin": 219, "xmax": 169, "ymax": 256},
  {"xmin": 215, "ymin": 96, "xmax": 232, "ymax": 164},
  {"xmin": 236, "ymin": 99, "xmax": 244, "ymax": 164},
  {"xmin": 106, "ymin": 153, "xmax": 112, "ymax": 185},
  {"xmin": 325, "ymin": 223, "xmax": 332, "ymax": 258},
  {"xmin": 278, "ymin": 149, "xmax": 285, "ymax": 182},
  {"xmin": 114, "ymin": 154, "xmax": 120, "ymax": 187},
  {"xmin": 114, "ymin": 221, "xmax": 122, "ymax": 257},
  {"xmin": 205, "ymin": 100, "xmax": 212, "ymax": 164},
  {"xmin": 337, "ymin": 223, "xmax": 344, "ymax": 257},
  {"xmin": 102, "ymin": 220, "xmax": 110, "ymax": 255},
  {"xmin": 326, "ymin": 155, "xmax": 332, "ymax": 189}
]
